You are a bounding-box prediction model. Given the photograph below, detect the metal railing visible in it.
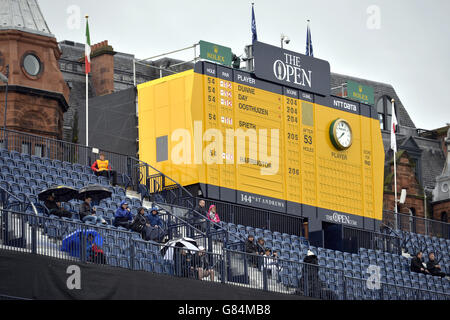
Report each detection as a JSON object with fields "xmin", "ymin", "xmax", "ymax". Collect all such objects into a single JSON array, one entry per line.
[
  {"xmin": 128, "ymin": 157, "xmax": 195, "ymax": 209},
  {"xmin": 383, "ymin": 210, "xmax": 450, "ymax": 240},
  {"xmin": 343, "ymin": 226, "xmax": 402, "ymax": 255},
  {"xmin": 0, "ymin": 128, "xmax": 130, "ymax": 180},
  {"xmin": 192, "ymin": 197, "xmax": 305, "ymax": 237},
  {"xmin": 1, "ymin": 209, "xmax": 449, "ymax": 300}
]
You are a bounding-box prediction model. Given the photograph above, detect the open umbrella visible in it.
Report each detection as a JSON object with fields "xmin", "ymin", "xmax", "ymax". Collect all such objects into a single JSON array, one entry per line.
[
  {"xmin": 161, "ymin": 237, "xmax": 199, "ymax": 260},
  {"xmin": 61, "ymin": 229, "xmax": 103, "ymax": 258},
  {"xmin": 77, "ymin": 184, "xmax": 112, "ymax": 202},
  {"xmin": 38, "ymin": 185, "xmax": 79, "ymax": 202}
]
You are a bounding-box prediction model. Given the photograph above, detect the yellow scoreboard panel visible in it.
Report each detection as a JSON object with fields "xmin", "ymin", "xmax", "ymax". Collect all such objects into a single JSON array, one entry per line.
[{"xmin": 138, "ymin": 61, "xmax": 385, "ymax": 230}]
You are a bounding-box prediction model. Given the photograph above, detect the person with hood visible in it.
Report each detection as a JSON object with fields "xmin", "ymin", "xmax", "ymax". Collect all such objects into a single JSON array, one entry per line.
[
  {"xmin": 410, "ymin": 251, "xmax": 430, "ymax": 275},
  {"xmin": 147, "ymin": 207, "xmax": 167, "ymax": 242},
  {"xmin": 114, "ymin": 200, "xmax": 132, "ymax": 228},
  {"xmin": 206, "ymin": 205, "xmax": 221, "ymax": 224},
  {"xmin": 79, "ymin": 196, "xmax": 106, "ymax": 224},
  {"xmin": 426, "ymin": 252, "xmax": 446, "ymax": 278},
  {"xmin": 297, "ymin": 250, "xmax": 322, "ymax": 298},
  {"xmin": 130, "ymin": 207, "xmax": 153, "ymax": 241}
]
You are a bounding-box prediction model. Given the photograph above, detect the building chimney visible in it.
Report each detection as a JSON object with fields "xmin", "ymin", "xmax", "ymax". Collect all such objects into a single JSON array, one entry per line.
[{"xmin": 90, "ymin": 40, "xmax": 116, "ymax": 96}]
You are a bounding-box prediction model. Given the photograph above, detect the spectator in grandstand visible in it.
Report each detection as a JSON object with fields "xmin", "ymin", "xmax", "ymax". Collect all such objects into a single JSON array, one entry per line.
[
  {"xmin": 91, "ymin": 153, "xmax": 118, "ymax": 186},
  {"xmin": 44, "ymin": 194, "xmax": 72, "ymax": 219},
  {"xmin": 130, "ymin": 207, "xmax": 154, "ymax": 241},
  {"xmin": 410, "ymin": 251, "xmax": 430, "ymax": 275},
  {"xmin": 261, "ymin": 248, "xmax": 279, "ymax": 280},
  {"xmin": 206, "ymin": 205, "xmax": 221, "ymax": 224},
  {"xmin": 147, "ymin": 207, "xmax": 167, "ymax": 242},
  {"xmin": 245, "ymin": 235, "xmax": 258, "ymax": 254},
  {"xmin": 426, "ymin": 252, "xmax": 447, "ymax": 278},
  {"xmin": 113, "ymin": 200, "xmax": 133, "ymax": 228},
  {"xmin": 86, "ymin": 233, "xmax": 106, "ymax": 265},
  {"xmin": 256, "ymin": 238, "xmax": 266, "ymax": 255},
  {"xmin": 79, "ymin": 197, "xmax": 107, "ymax": 224},
  {"xmin": 193, "ymin": 246, "xmax": 215, "ymax": 281},
  {"xmin": 186, "ymin": 200, "xmax": 208, "ymax": 232},
  {"xmin": 175, "ymin": 248, "xmax": 195, "ymax": 278},
  {"xmin": 245, "ymin": 235, "xmax": 259, "ymax": 267},
  {"xmin": 297, "ymin": 250, "xmax": 325, "ymax": 298}
]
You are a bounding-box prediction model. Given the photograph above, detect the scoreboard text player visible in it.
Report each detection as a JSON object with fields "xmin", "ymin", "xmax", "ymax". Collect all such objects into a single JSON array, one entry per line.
[{"xmin": 138, "ymin": 41, "xmax": 385, "ymax": 232}]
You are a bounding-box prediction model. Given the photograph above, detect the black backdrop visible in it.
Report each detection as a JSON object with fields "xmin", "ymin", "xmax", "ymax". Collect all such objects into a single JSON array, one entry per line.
[{"xmin": 0, "ymin": 250, "xmax": 309, "ymax": 300}]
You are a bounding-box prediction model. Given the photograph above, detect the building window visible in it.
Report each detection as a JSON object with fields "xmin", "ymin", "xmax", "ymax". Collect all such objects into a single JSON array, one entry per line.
[
  {"xmin": 21, "ymin": 142, "xmax": 31, "ymax": 155},
  {"xmin": 21, "ymin": 52, "xmax": 44, "ymax": 79},
  {"xmin": 376, "ymin": 96, "xmax": 395, "ymax": 131},
  {"xmin": 34, "ymin": 144, "xmax": 44, "ymax": 158},
  {"xmin": 442, "ymin": 212, "xmax": 448, "ymax": 223}
]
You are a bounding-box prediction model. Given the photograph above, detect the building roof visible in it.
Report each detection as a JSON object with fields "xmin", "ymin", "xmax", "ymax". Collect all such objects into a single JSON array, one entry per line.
[
  {"xmin": 330, "ymin": 72, "xmax": 416, "ymax": 129},
  {"xmin": 0, "ymin": 0, "xmax": 53, "ymax": 37}
]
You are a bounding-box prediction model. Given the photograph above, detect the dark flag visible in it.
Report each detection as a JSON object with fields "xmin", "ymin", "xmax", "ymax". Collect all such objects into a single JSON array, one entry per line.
[
  {"xmin": 306, "ymin": 20, "xmax": 313, "ymax": 57},
  {"xmin": 252, "ymin": 3, "xmax": 258, "ymax": 42}
]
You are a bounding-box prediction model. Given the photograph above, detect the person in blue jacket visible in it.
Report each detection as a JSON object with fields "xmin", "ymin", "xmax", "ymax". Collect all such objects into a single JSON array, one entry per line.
[
  {"xmin": 114, "ymin": 200, "xmax": 132, "ymax": 228},
  {"xmin": 147, "ymin": 207, "xmax": 167, "ymax": 242}
]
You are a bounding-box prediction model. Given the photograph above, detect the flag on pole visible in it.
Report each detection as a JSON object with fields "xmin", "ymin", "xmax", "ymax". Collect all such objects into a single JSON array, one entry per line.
[
  {"xmin": 306, "ymin": 20, "xmax": 313, "ymax": 57},
  {"xmin": 251, "ymin": 3, "xmax": 258, "ymax": 42},
  {"xmin": 390, "ymin": 99, "xmax": 398, "ymax": 152},
  {"xmin": 85, "ymin": 17, "xmax": 91, "ymax": 74}
]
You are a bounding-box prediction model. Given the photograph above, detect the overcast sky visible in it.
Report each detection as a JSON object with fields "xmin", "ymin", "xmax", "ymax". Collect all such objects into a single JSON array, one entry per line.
[{"xmin": 39, "ymin": 0, "xmax": 450, "ymax": 130}]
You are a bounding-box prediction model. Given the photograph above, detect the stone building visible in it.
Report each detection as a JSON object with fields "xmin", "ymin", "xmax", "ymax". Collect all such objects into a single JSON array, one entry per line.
[{"xmin": 0, "ymin": 0, "xmax": 69, "ymax": 142}]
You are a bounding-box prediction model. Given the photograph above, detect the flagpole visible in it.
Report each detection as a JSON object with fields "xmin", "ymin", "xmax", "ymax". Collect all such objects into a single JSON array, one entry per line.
[
  {"xmin": 392, "ymin": 98, "xmax": 398, "ymax": 230},
  {"xmin": 85, "ymin": 15, "xmax": 89, "ymax": 147}
]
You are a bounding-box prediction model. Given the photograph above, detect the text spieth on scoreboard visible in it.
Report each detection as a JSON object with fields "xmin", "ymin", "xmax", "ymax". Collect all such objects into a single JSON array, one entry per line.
[{"xmin": 253, "ymin": 41, "xmax": 331, "ymax": 97}]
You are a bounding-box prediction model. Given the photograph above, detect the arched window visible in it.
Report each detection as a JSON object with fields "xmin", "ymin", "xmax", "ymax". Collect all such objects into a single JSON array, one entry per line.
[{"xmin": 376, "ymin": 96, "xmax": 395, "ymax": 131}]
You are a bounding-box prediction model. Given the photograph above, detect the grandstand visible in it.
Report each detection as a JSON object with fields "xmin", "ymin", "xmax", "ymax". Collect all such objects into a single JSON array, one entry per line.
[{"xmin": 0, "ymin": 129, "xmax": 449, "ymax": 300}]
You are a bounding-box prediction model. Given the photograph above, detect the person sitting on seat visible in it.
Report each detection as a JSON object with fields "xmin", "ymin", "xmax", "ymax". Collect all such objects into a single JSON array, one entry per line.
[
  {"xmin": 147, "ymin": 207, "xmax": 167, "ymax": 242},
  {"xmin": 79, "ymin": 197, "xmax": 106, "ymax": 224},
  {"xmin": 91, "ymin": 153, "xmax": 118, "ymax": 186},
  {"xmin": 426, "ymin": 252, "xmax": 446, "ymax": 278},
  {"xmin": 44, "ymin": 194, "xmax": 72, "ymax": 219},
  {"xmin": 86, "ymin": 233, "xmax": 106, "ymax": 265},
  {"xmin": 130, "ymin": 207, "xmax": 153, "ymax": 241},
  {"xmin": 113, "ymin": 200, "xmax": 132, "ymax": 228},
  {"xmin": 410, "ymin": 251, "xmax": 430, "ymax": 275}
]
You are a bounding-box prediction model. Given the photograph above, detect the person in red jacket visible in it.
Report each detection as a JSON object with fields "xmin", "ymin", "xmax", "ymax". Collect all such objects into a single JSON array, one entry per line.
[{"xmin": 91, "ymin": 153, "xmax": 118, "ymax": 186}]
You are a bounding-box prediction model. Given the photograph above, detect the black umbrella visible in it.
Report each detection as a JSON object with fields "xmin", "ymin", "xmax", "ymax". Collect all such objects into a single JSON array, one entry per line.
[
  {"xmin": 38, "ymin": 186, "xmax": 79, "ymax": 202},
  {"xmin": 77, "ymin": 184, "xmax": 112, "ymax": 202}
]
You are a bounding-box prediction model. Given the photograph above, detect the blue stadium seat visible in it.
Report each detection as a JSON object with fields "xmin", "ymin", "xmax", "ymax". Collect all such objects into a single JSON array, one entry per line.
[
  {"xmin": 107, "ymin": 256, "xmax": 119, "ymax": 267},
  {"xmin": 30, "ymin": 156, "xmax": 43, "ymax": 165},
  {"xmin": 10, "ymin": 151, "xmax": 21, "ymax": 161},
  {"xmin": 16, "ymin": 160, "xmax": 27, "ymax": 169},
  {"xmin": 0, "ymin": 149, "xmax": 10, "ymax": 158},
  {"xmin": 72, "ymin": 164, "xmax": 84, "ymax": 173},
  {"xmin": 62, "ymin": 162, "xmax": 73, "ymax": 171},
  {"xmin": 1, "ymin": 165, "xmax": 11, "ymax": 174},
  {"xmin": 42, "ymin": 158, "xmax": 53, "ymax": 167}
]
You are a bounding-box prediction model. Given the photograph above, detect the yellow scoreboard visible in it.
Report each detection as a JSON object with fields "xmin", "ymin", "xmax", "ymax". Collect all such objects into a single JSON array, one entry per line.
[{"xmin": 138, "ymin": 56, "xmax": 385, "ymax": 231}]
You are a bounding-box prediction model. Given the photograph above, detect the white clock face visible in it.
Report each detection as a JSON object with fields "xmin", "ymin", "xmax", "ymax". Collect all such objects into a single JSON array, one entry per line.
[{"xmin": 335, "ymin": 120, "xmax": 352, "ymax": 148}]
